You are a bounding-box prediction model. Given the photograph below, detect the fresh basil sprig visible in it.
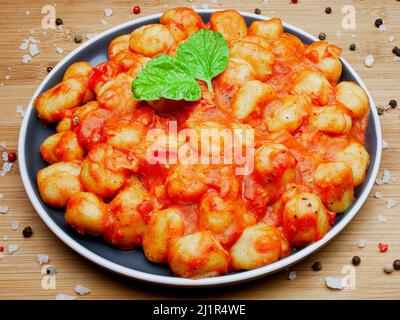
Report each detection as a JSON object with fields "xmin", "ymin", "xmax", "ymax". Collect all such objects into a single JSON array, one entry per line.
[{"xmin": 132, "ymin": 29, "xmax": 229, "ymax": 101}]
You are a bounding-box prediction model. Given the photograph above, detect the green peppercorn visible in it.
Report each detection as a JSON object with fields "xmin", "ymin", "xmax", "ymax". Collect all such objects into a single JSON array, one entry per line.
[
  {"xmin": 352, "ymin": 256, "xmax": 361, "ymax": 266},
  {"xmin": 312, "ymin": 261, "xmax": 322, "ymax": 271},
  {"xmin": 74, "ymin": 35, "xmax": 82, "ymax": 43},
  {"xmin": 377, "ymin": 106, "xmax": 385, "ymax": 115}
]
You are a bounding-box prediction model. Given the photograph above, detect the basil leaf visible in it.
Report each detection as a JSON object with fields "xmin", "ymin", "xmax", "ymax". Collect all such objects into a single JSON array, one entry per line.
[
  {"xmin": 132, "ymin": 54, "xmax": 201, "ymax": 101},
  {"xmin": 176, "ymin": 29, "xmax": 229, "ymax": 92}
]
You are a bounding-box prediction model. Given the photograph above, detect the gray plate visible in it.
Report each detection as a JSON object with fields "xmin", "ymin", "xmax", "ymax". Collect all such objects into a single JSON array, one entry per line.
[{"xmin": 18, "ymin": 10, "xmax": 381, "ymax": 287}]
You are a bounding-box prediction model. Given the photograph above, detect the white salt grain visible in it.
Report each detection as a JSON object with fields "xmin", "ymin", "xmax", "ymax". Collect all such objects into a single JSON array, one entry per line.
[
  {"xmin": 379, "ymin": 24, "xmax": 387, "ymax": 32},
  {"xmin": 382, "ymin": 139, "xmax": 389, "ymax": 150},
  {"xmin": 365, "ymin": 55, "xmax": 375, "ymax": 67},
  {"xmin": 75, "ymin": 284, "xmax": 90, "ymax": 295},
  {"xmin": 376, "ymin": 214, "xmax": 387, "ymax": 223},
  {"xmin": 104, "ymin": 8, "xmax": 113, "ymax": 17},
  {"xmin": 2, "ymin": 152, "xmax": 8, "ymax": 161},
  {"xmin": 0, "ymin": 142, "xmax": 6, "ymax": 149},
  {"xmin": 386, "ymin": 198, "xmax": 396, "ymax": 209},
  {"xmin": 0, "ymin": 206, "xmax": 8, "ymax": 214},
  {"xmin": 11, "ymin": 221, "xmax": 19, "ymax": 230},
  {"xmin": 7, "ymin": 244, "xmax": 19, "ymax": 254},
  {"xmin": 86, "ymin": 33, "xmax": 97, "ymax": 40},
  {"xmin": 100, "ymin": 19, "xmax": 108, "ymax": 26},
  {"xmin": 288, "ymin": 271, "xmax": 297, "ymax": 280},
  {"xmin": 374, "ymin": 191, "xmax": 383, "ymax": 199},
  {"xmin": 16, "ymin": 105, "xmax": 26, "ymax": 118},
  {"xmin": 28, "ymin": 44, "xmax": 40, "ymax": 56},
  {"xmin": 37, "ymin": 253, "xmax": 49, "ymax": 265},
  {"xmin": 388, "ymin": 36, "xmax": 395, "ymax": 42},
  {"xmin": 375, "ymin": 179, "xmax": 384, "ymax": 186},
  {"xmin": 0, "ymin": 193, "xmax": 4, "ymax": 199},
  {"xmin": 55, "ymin": 47, "xmax": 64, "ymax": 54},
  {"xmin": 20, "ymin": 41, "xmax": 29, "ymax": 50},
  {"xmin": 22, "ymin": 55, "xmax": 32, "ymax": 63},
  {"xmin": 325, "ymin": 277, "xmax": 344, "ymax": 290},
  {"xmin": 56, "ymin": 293, "xmax": 76, "ymax": 300},
  {"xmin": 3, "ymin": 235, "xmax": 8, "ymax": 241},
  {"xmin": 358, "ymin": 239, "xmax": 366, "ymax": 248},
  {"xmin": 382, "ymin": 169, "xmax": 391, "ymax": 183}
]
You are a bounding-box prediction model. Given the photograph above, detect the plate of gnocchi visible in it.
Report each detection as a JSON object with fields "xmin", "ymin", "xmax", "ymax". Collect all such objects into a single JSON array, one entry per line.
[{"xmin": 19, "ymin": 8, "xmax": 381, "ymax": 286}]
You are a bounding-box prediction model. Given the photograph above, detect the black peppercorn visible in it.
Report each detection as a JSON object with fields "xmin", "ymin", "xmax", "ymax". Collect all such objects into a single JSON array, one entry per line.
[
  {"xmin": 393, "ymin": 47, "xmax": 400, "ymax": 57},
  {"xmin": 393, "ymin": 259, "xmax": 400, "ymax": 270},
  {"xmin": 46, "ymin": 66, "xmax": 53, "ymax": 73},
  {"xmin": 74, "ymin": 35, "xmax": 82, "ymax": 43},
  {"xmin": 318, "ymin": 32, "xmax": 326, "ymax": 40},
  {"xmin": 377, "ymin": 106, "xmax": 385, "ymax": 115},
  {"xmin": 312, "ymin": 261, "xmax": 322, "ymax": 271},
  {"xmin": 325, "ymin": 7, "xmax": 332, "ymax": 14},
  {"xmin": 55, "ymin": 18, "xmax": 63, "ymax": 26},
  {"xmin": 389, "ymin": 99, "xmax": 397, "ymax": 108},
  {"xmin": 349, "ymin": 44, "xmax": 356, "ymax": 51},
  {"xmin": 375, "ymin": 18, "xmax": 383, "ymax": 28},
  {"xmin": 22, "ymin": 226, "xmax": 33, "ymax": 238},
  {"xmin": 352, "ymin": 256, "xmax": 361, "ymax": 266},
  {"xmin": 254, "ymin": 8, "xmax": 261, "ymax": 15}
]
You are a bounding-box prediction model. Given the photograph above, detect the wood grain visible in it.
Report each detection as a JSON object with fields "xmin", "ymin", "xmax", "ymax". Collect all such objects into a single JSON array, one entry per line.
[{"xmin": 0, "ymin": 0, "xmax": 399, "ymax": 300}]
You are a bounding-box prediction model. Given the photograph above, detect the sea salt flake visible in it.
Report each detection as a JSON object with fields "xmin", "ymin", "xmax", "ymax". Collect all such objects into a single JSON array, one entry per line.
[
  {"xmin": 11, "ymin": 221, "xmax": 19, "ymax": 230},
  {"xmin": 22, "ymin": 55, "xmax": 32, "ymax": 63},
  {"xmin": 20, "ymin": 41, "xmax": 29, "ymax": 50},
  {"xmin": 100, "ymin": 19, "xmax": 108, "ymax": 26},
  {"xmin": 28, "ymin": 44, "xmax": 40, "ymax": 56},
  {"xmin": 0, "ymin": 142, "xmax": 6, "ymax": 149},
  {"xmin": 86, "ymin": 33, "xmax": 97, "ymax": 40},
  {"xmin": 56, "ymin": 293, "xmax": 76, "ymax": 300},
  {"xmin": 386, "ymin": 198, "xmax": 396, "ymax": 209},
  {"xmin": 8, "ymin": 244, "xmax": 19, "ymax": 254},
  {"xmin": 55, "ymin": 47, "xmax": 64, "ymax": 54},
  {"xmin": 288, "ymin": 271, "xmax": 297, "ymax": 280},
  {"xmin": 2, "ymin": 151, "xmax": 8, "ymax": 161},
  {"xmin": 37, "ymin": 253, "xmax": 49, "ymax": 265},
  {"xmin": 358, "ymin": 239, "xmax": 366, "ymax": 248},
  {"xmin": 0, "ymin": 193, "xmax": 4, "ymax": 199},
  {"xmin": 75, "ymin": 284, "xmax": 90, "ymax": 295},
  {"xmin": 365, "ymin": 55, "xmax": 375, "ymax": 67},
  {"xmin": 382, "ymin": 169, "xmax": 391, "ymax": 183},
  {"xmin": 3, "ymin": 235, "xmax": 8, "ymax": 241},
  {"xmin": 375, "ymin": 178, "xmax": 384, "ymax": 185},
  {"xmin": 16, "ymin": 105, "xmax": 26, "ymax": 118},
  {"xmin": 388, "ymin": 36, "xmax": 395, "ymax": 42},
  {"xmin": 104, "ymin": 8, "xmax": 113, "ymax": 17},
  {"xmin": 382, "ymin": 139, "xmax": 389, "ymax": 150},
  {"xmin": 376, "ymin": 214, "xmax": 386, "ymax": 223},
  {"xmin": 379, "ymin": 24, "xmax": 387, "ymax": 32},
  {"xmin": 325, "ymin": 277, "xmax": 344, "ymax": 290},
  {"xmin": 374, "ymin": 191, "xmax": 383, "ymax": 199},
  {"xmin": 0, "ymin": 206, "xmax": 8, "ymax": 214}
]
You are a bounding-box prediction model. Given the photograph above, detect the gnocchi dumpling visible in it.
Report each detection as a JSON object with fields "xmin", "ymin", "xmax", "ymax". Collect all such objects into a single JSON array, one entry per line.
[
  {"xmin": 310, "ymin": 105, "xmax": 352, "ymax": 135},
  {"xmin": 160, "ymin": 7, "xmax": 204, "ymax": 38},
  {"xmin": 56, "ymin": 101, "xmax": 99, "ymax": 133},
  {"xmin": 230, "ymin": 224, "xmax": 290, "ymax": 270},
  {"xmin": 65, "ymin": 192, "xmax": 106, "ymax": 236},
  {"xmin": 37, "ymin": 161, "xmax": 83, "ymax": 208},
  {"xmin": 108, "ymin": 34, "xmax": 131, "ymax": 59},
  {"xmin": 143, "ymin": 208, "xmax": 185, "ymax": 263},
  {"xmin": 209, "ymin": 10, "xmax": 247, "ymax": 46},
  {"xmin": 40, "ymin": 131, "xmax": 85, "ymax": 163},
  {"xmin": 292, "ymin": 71, "xmax": 333, "ymax": 106},
  {"xmin": 336, "ymin": 142, "xmax": 370, "ymax": 186},
  {"xmin": 335, "ymin": 82, "xmax": 369, "ymax": 118},
  {"xmin": 248, "ymin": 18, "xmax": 284, "ymax": 40},
  {"xmin": 282, "ymin": 191, "xmax": 330, "ymax": 246},
  {"xmin": 168, "ymin": 231, "xmax": 230, "ymax": 278}
]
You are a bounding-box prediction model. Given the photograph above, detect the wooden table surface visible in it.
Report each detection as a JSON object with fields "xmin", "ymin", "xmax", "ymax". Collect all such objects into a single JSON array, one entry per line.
[{"xmin": 0, "ymin": 0, "xmax": 399, "ymax": 300}]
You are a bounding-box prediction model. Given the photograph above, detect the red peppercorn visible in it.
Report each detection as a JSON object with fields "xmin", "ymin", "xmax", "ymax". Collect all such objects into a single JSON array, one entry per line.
[
  {"xmin": 379, "ymin": 243, "xmax": 388, "ymax": 252},
  {"xmin": 7, "ymin": 151, "xmax": 17, "ymax": 162},
  {"xmin": 133, "ymin": 6, "xmax": 141, "ymax": 14},
  {"xmin": 291, "ymin": 0, "xmax": 298, "ymax": 3},
  {"xmin": 0, "ymin": 246, "xmax": 4, "ymax": 252}
]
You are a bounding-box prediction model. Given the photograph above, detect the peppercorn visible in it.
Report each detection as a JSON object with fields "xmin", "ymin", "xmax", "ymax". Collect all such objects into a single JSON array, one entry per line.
[
  {"xmin": 7, "ymin": 151, "xmax": 16, "ymax": 162},
  {"xmin": 133, "ymin": 6, "xmax": 141, "ymax": 14},
  {"xmin": 47, "ymin": 66, "xmax": 53, "ymax": 73},
  {"xmin": 389, "ymin": 99, "xmax": 397, "ymax": 108},
  {"xmin": 384, "ymin": 264, "xmax": 394, "ymax": 274},
  {"xmin": 349, "ymin": 44, "xmax": 356, "ymax": 51},
  {"xmin": 318, "ymin": 32, "xmax": 326, "ymax": 40},
  {"xmin": 55, "ymin": 18, "xmax": 63, "ymax": 26},
  {"xmin": 254, "ymin": 8, "xmax": 261, "ymax": 14},
  {"xmin": 312, "ymin": 261, "xmax": 322, "ymax": 271},
  {"xmin": 393, "ymin": 259, "xmax": 400, "ymax": 270},
  {"xmin": 325, "ymin": 7, "xmax": 332, "ymax": 14},
  {"xmin": 352, "ymin": 256, "xmax": 361, "ymax": 266},
  {"xmin": 22, "ymin": 226, "xmax": 33, "ymax": 238},
  {"xmin": 379, "ymin": 243, "xmax": 388, "ymax": 252},
  {"xmin": 377, "ymin": 105, "xmax": 385, "ymax": 115},
  {"xmin": 74, "ymin": 35, "xmax": 82, "ymax": 43},
  {"xmin": 0, "ymin": 246, "xmax": 4, "ymax": 252},
  {"xmin": 393, "ymin": 47, "xmax": 400, "ymax": 57},
  {"xmin": 374, "ymin": 18, "xmax": 383, "ymax": 28},
  {"xmin": 291, "ymin": 0, "xmax": 298, "ymax": 3}
]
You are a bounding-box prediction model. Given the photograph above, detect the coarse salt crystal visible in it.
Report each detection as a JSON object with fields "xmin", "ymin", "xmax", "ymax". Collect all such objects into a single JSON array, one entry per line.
[
  {"xmin": 37, "ymin": 253, "xmax": 49, "ymax": 265},
  {"xmin": 86, "ymin": 33, "xmax": 97, "ymax": 40},
  {"xmin": 365, "ymin": 55, "xmax": 374, "ymax": 67},
  {"xmin": 100, "ymin": 19, "xmax": 108, "ymax": 26},
  {"xmin": 56, "ymin": 293, "xmax": 76, "ymax": 300},
  {"xmin": 2, "ymin": 151, "xmax": 8, "ymax": 161},
  {"xmin": 16, "ymin": 105, "xmax": 26, "ymax": 118},
  {"xmin": 29, "ymin": 44, "xmax": 40, "ymax": 56},
  {"xmin": 378, "ymin": 24, "xmax": 387, "ymax": 32},
  {"xmin": 55, "ymin": 47, "xmax": 64, "ymax": 54},
  {"xmin": 382, "ymin": 169, "xmax": 391, "ymax": 183},
  {"xmin": 376, "ymin": 214, "xmax": 386, "ymax": 223},
  {"xmin": 288, "ymin": 271, "xmax": 297, "ymax": 280},
  {"xmin": 104, "ymin": 8, "xmax": 113, "ymax": 17},
  {"xmin": 8, "ymin": 244, "xmax": 19, "ymax": 254},
  {"xmin": 20, "ymin": 41, "xmax": 29, "ymax": 50},
  {"xmin": 382, "ymin": 139, "xmax": 389, "ymax": 150},
  {"xmin": 375, "ymin": 179, "xmax": 384, "ymax": 186},
  {"xmin": 202, "ymin": 3, "xmax": 209, "ymax": 9},
  {"xmin": 0, "ymin": 193, "xmax": 4, "ymax": 199},
  {"xmin": 3, "ymin": 235, "xmax": 8, "ymax": 241},
  {"xmin": 75, "ymin": 284, "xmax": 90, "ymax": 295},
  {"xmin": 0, "ymin": 206, "xmax": 8, "ymax": 214},
  {"xmin": 388, "ymin": 36, "xmax": 395, "ymax": 42},
  {"xmin": 0, "ymin": 142, "xmax": 6, "ymax": 149},
  {"xmin": 358, "ymin": 239, "xmax": 366, "ymax": 248},
  {"xmin": 325, "ymin": 277, "xmax": 344, "ymax": 290},
  {"xmin": 386, "ymin": 198, "xmax": 396, "ymax": 209},
  {"xmin": 374, "ymin": 191, "xmax": 383, "ymax": 199},
  {"xmin": 11, "ymin": 221, "xmax": 19, "ymax": 230},
  {"xmin": 22, "ymin": 55, "xmax": 32, "ymax": 63}
]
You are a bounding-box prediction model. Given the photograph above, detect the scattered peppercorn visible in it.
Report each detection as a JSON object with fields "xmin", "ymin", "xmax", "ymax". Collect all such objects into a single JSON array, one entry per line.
[
  {"xmin": 374, "ymin": 18, "xmax": 383, "ymax": 28},
  {"xmin": 379, "ymin": 243, "xmax": 388, "ymax": 252},
  {"xmin": 349, "ymin": 44, "xmax": 356, "ymax": 51},
  {"xmin": 254, "ymin": 8, "xmax": 261, "ymax": 15},
  {"xmin": 133, "ymin": 6, "xmax": 141, "ymax": 14},
  {"xmin": 352, "ymin": 256, "xmax": 361, "ymax": 266},
  {"xmin": 47, "ymin": 66, "xmax": 53, "ymax": 73},
  {"xmin": 318, "ymin": 32, "xmax": 326, "ymax": 40},
  {"xmin": 7, "ymin": 151, "xmax": 16, "ymax": 162},
  {"xmin": 393, "ymin": 259, "xmax": 400, "ymax": 270},
  {"xmin": 325, "ymin": 7, "xmax": 332, "ymax": 14},
  {"xmin": 393, "ymin": 47, "xmax": 400, "ymax": 57},
  {"xmin": 384, "ymin": 264, "xmax": 393, "ymax": 274},
  {"xmin": 377, "ymin": 105, "xmax": 385, "ymax": 115},
  {"xmin": 312, "ymin": 261, "xmax": 322, "ymax": 271},
  {"xmin": 74, "ymin": 35, "xmax": 82, "ymax": 43},
  {"xmin": 55, "ymin": 18, "xmax": 63, "ymax": 26},
  {"xmin": 389, "ymin": 99, "xmax": 397, "ymax": 108},
  {"xmin": 22, "ymin": 226, "xmax": 33, "ymax": 238}
]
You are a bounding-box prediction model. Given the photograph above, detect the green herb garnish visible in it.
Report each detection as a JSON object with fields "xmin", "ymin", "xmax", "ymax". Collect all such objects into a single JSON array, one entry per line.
[{"xmin": 132, "ymin": 29, "xmax": 229, "ymax": 101}]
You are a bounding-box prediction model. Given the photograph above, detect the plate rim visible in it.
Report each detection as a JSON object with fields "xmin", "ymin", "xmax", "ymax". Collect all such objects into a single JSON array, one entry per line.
[{"xmin": 18, "ymin": 9, "xmax": 382, "ymax": 287}]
